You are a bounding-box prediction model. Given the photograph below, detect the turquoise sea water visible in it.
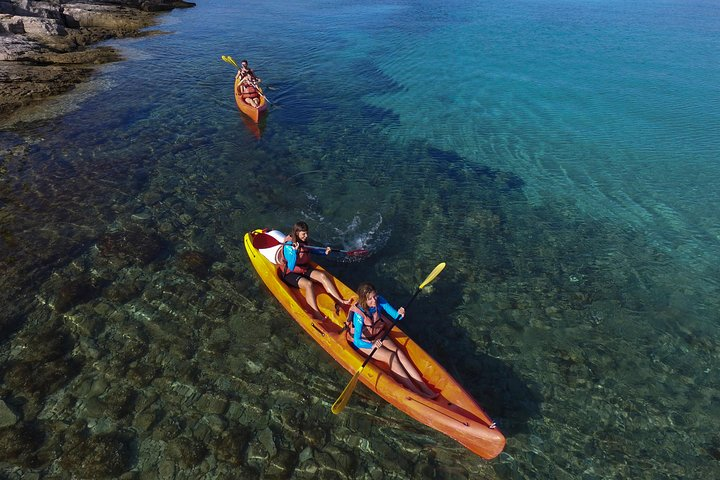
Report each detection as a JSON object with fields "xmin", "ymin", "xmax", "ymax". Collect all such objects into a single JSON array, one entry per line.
[{"xmin": 1, "ymin": 0, "xmax": 719, "ymax": 478}]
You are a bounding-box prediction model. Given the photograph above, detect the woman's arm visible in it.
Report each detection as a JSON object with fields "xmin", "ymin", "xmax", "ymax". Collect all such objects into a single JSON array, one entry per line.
[
  {"xmin": 378, "ymin": 296, "xmax": 404, "ymax": 321},
  {"xmin": 283, "ymin": 243, "xmax": 297, "ymax": 272},
  {"xmin": 302, "ymin": 245, "xmax": 330, "ymax": 256}
]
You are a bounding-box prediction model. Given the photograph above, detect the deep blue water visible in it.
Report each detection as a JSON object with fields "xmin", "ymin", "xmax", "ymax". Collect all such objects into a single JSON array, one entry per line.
[{"xmin": 1, "ymin": 0, "xmax": 719, "ymax": 478}]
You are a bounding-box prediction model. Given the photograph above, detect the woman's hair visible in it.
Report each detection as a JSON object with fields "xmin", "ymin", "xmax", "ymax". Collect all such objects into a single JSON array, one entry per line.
[
  {"xmin": 290, "ymin": 221, "xmax": 309, "ymax": 243},
  {"xmin": 356, "ymin": 282, "xmax": 377, "ymax": 311}
]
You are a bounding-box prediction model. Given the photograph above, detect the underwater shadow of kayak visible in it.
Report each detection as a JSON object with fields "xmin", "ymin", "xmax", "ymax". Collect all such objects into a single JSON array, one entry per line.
[{"xmin": 394, "ymin": 293, "xmax": 541, "ymax": 438}]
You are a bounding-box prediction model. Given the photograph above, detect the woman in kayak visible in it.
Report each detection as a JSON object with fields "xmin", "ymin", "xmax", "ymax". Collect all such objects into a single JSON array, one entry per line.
[
  {"xmin": 280, "ymin": 221, "xmax": 352, "ymax": 320},
  {"xmin": 238, "ymin": 76, "xmax": 261, "ymax": 108},
  {"xmin": 347, "ymin": 282, "xmax": 437, "ymax": 399},
  {"xmin": 236, "ymin": 59, "xmax": 262, "ymax": 107}
]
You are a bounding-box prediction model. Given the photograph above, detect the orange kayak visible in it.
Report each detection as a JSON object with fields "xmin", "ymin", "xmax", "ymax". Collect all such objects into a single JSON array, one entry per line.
[
  {"xmin": 234, "ymin": 76, "xmax": 268, "ymax": 123},
  {"xmin": 243, "ymin": 229, "xmax": 506, "ymax": 459}
]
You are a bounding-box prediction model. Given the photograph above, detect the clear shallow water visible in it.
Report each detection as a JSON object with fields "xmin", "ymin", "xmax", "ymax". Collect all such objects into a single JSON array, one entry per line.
[{"xmin": 1, "ymin": 0, "xmax": 719, "ymax": 478}]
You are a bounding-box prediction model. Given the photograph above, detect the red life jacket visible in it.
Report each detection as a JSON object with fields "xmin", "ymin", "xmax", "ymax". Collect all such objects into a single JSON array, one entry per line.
[
  {"xmin": 241, "ymin": 84, "xmax": 259, "ymax": 100},
  {"xmin": 344, "ymin": 303, "xmax": 387, "ymax": 343},
  {"xmin": 275, "ymin": 236, "xmax": 311, "ymax": 275}
]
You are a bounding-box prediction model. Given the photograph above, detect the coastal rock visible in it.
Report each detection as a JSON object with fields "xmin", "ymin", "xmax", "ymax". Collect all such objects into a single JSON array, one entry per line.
[
  {"xmin": 0, "ymin": 1, "xmax": 65, "ymax": 19},
  {"xmin": 3, "ymin": 15, "xmax": 68, "ymax": 36},
  {"xmin": 0, "ymin": 14, "xmax": 25, "ymax": 34},
  {"xmin": 0, "ymin": 34, "xmax": 43, "ymax": 60},
  {"xmin": 0, "ymin": 0, "xmax": 196, "ymax": 121},
  {"xmin": 62, "ymin": 3, "xmax": 155, "ymax": 30},
  {"xmin": 139, "ymin": 0, "xmax": 196, "ymax": 12}
]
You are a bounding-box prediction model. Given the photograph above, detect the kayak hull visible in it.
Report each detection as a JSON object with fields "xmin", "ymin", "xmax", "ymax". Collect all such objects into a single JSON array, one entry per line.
[
  {"xmin": 243, "ymin": 229, "xmax": 505, "ymax": 459},
  {"xmin": 234, "ymin": 76, "xmax": 268, "ymax": 123}
]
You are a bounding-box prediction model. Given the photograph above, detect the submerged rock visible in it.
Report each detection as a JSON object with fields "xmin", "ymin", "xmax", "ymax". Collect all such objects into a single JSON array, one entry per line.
[
  {"xmin": 212, "ymin": 426, "xmax": 252, "ymax": 465},
  {"xmin": 166, "ymin": 435, "xmax": 207, "ymax": 468},
  {"xmin": 97, "ymin": 226, "xmax": 166, "ymax": 266},
  {"xmin": 12, "ymin": 320, "xmax": 73, "ymax": 362},
  {"xmin": 0, "ymin": 421, "xmax": 47, "ymax": 468},
  {"xmin": 258, "ymin": 427, "xmax": 277, "ymax": 458},
  {"xmin": 0, "ymin": 399, "xmax": 18, "ymax": 428},
  {"xmin": 4, "ymin": 321, "xmax": 83, "ymax": 401},
  {"xmin": 60, "ymin": 430, "xmax": 133, "ymax": 478},
  {"xmin": 177, "ymin": 249, "xmax": 213, "ymax": 279},
  {"xmin": 53, "ymin": 274, "xmax": 102, "ymax": 313},
  {"xmin": 3, "ymin": 357, "xmax": 83, "ymax": 400}
]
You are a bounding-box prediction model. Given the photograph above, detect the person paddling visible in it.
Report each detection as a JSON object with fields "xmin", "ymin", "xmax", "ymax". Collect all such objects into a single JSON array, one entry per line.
[
  {"xmin": 235, "ymin": 59, "xmax": 260, "ymax": 84},
  {"xmin": 238, "ymin": 76, "xmax": 261, "ymax": 107},
  {"xmin": 346, "ymin": 282, "xmax": 437, "ymax": 399},
  {"xmin": 279, "ymin": 221, "xmax": 352, "ymax": 320},
  {"xmin": 235, "ymin": 59, "xmax": 262, "ymax": 107}
]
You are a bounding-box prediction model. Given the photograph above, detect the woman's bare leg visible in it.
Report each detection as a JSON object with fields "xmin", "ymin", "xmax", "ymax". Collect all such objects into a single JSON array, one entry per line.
[
  {"xmin": 297, "ymin": 277, "xmax": 322, "ymax": 319},
  {"xmin": 309, "ymin": 270, "xmax": 351, "ymax": 304},
  {"xmin": 381, "ymin": 340, "xmax": 438, "ymax": 398},
  {"xmin": 363, "ymin": 347, "xmax": 424, "ymax": 395}
]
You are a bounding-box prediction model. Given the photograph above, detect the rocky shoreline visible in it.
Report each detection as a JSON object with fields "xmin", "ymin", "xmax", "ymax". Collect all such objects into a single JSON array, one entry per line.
[{"xmin": 0, "ymin": 0, "xmax": 195, "ymax": 123}]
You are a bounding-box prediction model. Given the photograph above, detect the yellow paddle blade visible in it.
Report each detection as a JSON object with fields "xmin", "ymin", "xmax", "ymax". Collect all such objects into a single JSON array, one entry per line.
[
  {"xmin": 419, "ymin": 262, "xmax": 446, "ymax": 289},
  {"xmin": 226, "ymin": 55, "xmax": 240, "ymax": 69},
  {"xmin": 221, "ymin": 55, "xmax": 240, "ymax": 70},
  {"xmin": 331, "ymin": 367, "xmax": 363, "ymax": 414}
]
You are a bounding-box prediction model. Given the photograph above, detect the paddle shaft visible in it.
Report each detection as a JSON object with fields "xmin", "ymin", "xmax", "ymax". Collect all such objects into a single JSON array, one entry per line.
[
  {"xmin": 254, "ymin": 231, "xmax": 367, "ymax": 256},
  {"xmin": 304, "ymin": 245, "xmax": 368, "ymax": 256}
]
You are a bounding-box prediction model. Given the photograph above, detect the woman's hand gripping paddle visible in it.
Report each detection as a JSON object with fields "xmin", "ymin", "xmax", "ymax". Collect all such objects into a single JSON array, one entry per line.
[{"xmin": 331, "ymin": 262, "xmax": 446, "ymax": 414}]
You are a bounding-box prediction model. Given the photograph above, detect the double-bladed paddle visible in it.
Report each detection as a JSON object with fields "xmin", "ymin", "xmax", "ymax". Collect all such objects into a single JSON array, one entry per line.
[
  {"xmin": 331, "ymin": 262, "xmax": 446, "ymax": 414},
  {"xmin": 253, "ymin": 230, "xmax": 369, "ymax": 258}
]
